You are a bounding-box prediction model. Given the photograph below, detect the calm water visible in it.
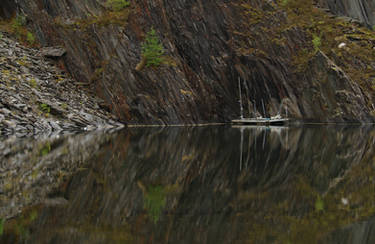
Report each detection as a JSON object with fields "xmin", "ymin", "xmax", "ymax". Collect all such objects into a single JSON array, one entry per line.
[{"xmin": 1, "ymin": 126, "xmax": 375, "ymax": 243}]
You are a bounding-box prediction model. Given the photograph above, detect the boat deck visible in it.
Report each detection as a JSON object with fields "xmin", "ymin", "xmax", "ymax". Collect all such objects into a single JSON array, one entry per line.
[{"xmin": 231, "ymin": 118, "xmax": 291, "ymax": 125}]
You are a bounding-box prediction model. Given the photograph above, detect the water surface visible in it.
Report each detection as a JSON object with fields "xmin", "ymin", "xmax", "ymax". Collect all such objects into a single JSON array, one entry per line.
[{"xmin": 1, "ymin": 126, "xmax": 375, "ymax": 243}]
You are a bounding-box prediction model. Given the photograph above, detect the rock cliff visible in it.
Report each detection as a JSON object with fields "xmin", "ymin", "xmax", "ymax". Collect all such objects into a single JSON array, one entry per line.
[{"xmin": 1, "ymin": 0, "xmax": 375, "ymax": 124}]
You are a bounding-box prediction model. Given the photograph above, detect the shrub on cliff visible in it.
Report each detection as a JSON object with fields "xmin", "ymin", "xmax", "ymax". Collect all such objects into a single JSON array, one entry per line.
[
  {"xmin": 11, "ymin": 15, "xmax": 27, "ymax": 38},
  {"xmin": 312, "ymin": 35, "xmax": 321, "ymax": 51},
  {"xmin": 141, "ymin": 27, "xmax": 165, "ymax": 67},
  {"xmin": 26, "ymin": 32, "xmax": 35, "ymax": 44},
  {"xmin": 107, "ymin": 0, "xmax": 130, "ymax": 11},
  {"xmin": 1, "ymin": 14, "xmax": 38, "ymax": 46},
  {"xmin": 12, "ymin": 15, "xmax": 27, "ymax": 29}
]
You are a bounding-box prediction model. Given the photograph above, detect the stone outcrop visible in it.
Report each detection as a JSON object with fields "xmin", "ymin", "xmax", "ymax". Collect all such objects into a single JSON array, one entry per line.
[
  {"xmin": 0, "ymin": 33, "xmax": 123, "ymax": 136},
  {"xmin": 40, "ymin": 46, "xmax": 66, "ymax": 58},
  {"xmin": 300, "ymin": 51, "xmax": 372, "ymax": 121}
]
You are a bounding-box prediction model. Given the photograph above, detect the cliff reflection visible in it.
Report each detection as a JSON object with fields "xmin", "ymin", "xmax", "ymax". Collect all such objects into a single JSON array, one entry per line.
[{"xmin": 2, "ymin": 126, "xmax": 375, "ymax": 243}]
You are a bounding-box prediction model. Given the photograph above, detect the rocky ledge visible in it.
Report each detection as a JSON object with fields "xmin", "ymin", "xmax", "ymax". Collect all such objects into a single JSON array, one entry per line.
[{"xmin": 0, "ymin": 33, "xmax": 123, "ymax": 136}]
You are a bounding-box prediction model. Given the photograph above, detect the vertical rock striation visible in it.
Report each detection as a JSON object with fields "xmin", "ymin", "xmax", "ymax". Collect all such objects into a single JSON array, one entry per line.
[
  {"xmin": 1, "ymin": 0, "xmax": 375, "ymax": 124},
  {"xmin": 319, "ymin": 0, "xmax": 375, "ymax": 27}
]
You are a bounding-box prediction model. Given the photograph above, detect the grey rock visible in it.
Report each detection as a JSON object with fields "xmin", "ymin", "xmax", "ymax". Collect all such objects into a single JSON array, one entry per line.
[
  {"xmin": 319, "ymin": 0, "xmax": 375, "ymax": 27},
  {"xmin": 40, "ymin": 46, "xmax": 67, "ymax": 58},
  {"xmin": 43, "ymin": 197, "xmax": 69, "ymax": 207},
  {"xmin": 49, "ymin": 121, "xmax": 62, "ymax": 131},
  {"xmin": 3, "ymin": 120, "xmax": 16, "ymax": 128},
  {"xmin": 0, "ymin": 108, "xmax": 11, "ymax": 115}
]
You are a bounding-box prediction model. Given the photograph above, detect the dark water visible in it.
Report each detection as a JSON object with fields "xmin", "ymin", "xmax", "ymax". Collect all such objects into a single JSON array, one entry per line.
[{"xmin": 2, "ymin": 126, "xmax": 375, "ymax": 243}]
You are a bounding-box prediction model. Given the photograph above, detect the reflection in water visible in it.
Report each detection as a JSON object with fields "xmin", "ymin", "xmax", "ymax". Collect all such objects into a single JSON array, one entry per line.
[
  {"xmin": 0, "ymin": 132, "xmax": 114, "ymax": 219},
  {"xmin": 1, "ymin": 126, "xmax": 375, "ymax": 243},
  {"xmin": 326, "ymin": 215, "xmax": 375, "ymax": 243}
]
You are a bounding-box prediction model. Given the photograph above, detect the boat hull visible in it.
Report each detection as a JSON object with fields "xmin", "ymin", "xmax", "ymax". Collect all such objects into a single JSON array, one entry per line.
[{"xmin": 231, "ymin": 118, "xmax": 290, "ymax": 125}]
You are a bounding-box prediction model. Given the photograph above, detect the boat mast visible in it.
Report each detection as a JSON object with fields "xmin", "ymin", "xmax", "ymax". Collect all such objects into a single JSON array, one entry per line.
[
  {"xmin": 286, "ymin": 106, "xmax": 288, "ymax": 118},
  {"xmin": 240, "ymin": 127, "xmax": 244, "ymax": 171},
  {"xmin": 238, "ymin": 77, "xmax": 244, "ymax": 119},
  {"xmin": 261, "ymin": 99, "xmax": 266, "ymax": 118}
]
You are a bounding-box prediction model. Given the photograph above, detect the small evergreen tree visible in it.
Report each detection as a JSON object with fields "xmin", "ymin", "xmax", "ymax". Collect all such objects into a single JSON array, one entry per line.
[
  {"xmin": 312, "ymin": 35, "xmax": 321, "ymax": 51},
  {"xmin": 141, "ymin": 27, "xmax": 164, "ymax": 67}
]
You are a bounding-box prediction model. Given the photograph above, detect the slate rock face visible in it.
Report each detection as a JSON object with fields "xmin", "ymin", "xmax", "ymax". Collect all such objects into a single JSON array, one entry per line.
[
  {"xmin": 0, "ymin": 0, "xmax": 16, "ymax": 19},
  {"xmin": 1, "ymin": 0, "xmax": 375, "ymax": 124},
  {"xmin": 319, "ymin": 0, "xmax": 375, "ymax": 27},
  {"xmin": 300, "ymin": 51, "xmax": 372, "ymax": 121}
]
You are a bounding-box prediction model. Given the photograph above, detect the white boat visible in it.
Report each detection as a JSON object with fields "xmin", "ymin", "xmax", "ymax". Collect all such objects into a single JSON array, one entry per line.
[
  {"xmin": 232, "ymin": 78, "xmax": 291, "ymax": 125},
  {"xmin": 231, "ymin": 118, "xmax": 291, "ymax": 125}
]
